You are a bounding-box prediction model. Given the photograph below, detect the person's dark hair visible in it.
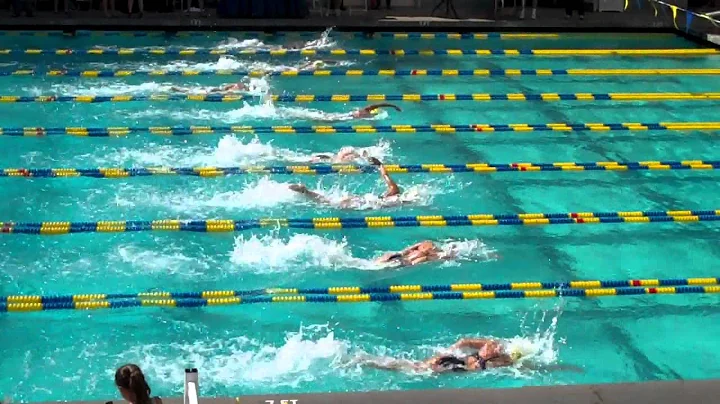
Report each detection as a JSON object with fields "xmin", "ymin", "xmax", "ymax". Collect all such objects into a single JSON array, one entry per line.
[{"xmin": 115, "ymin": 364, "xmax": 152, "ymax": 404}]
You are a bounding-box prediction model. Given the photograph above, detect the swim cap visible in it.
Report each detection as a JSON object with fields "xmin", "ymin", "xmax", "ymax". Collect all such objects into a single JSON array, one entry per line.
[
  {"xmin": 369, "ymin": 108, "xmax": 380, "ymax": 115},
  {"xmin": 510, "ymin": 349, "xmax": 523, "ymax": 361}
]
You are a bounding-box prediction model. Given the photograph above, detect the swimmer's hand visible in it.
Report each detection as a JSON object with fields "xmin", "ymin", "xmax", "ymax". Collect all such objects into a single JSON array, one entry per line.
[{"xmin": 368, "ymin": 157, "xmax": 383, "ymax": 166}]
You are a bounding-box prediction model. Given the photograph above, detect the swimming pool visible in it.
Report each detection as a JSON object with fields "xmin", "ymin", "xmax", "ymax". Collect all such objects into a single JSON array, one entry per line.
[{"xmin": 1, "ymin": 29, "xmax": 720, "ymax": 402}]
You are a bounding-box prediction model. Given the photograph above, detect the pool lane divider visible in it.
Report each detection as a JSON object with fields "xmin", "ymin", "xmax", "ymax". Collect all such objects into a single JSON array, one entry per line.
[
  {"xmin": 3, "ymin": 286, "xmax": 720, "ymax": 312},
  {"xmin": 2, "ymin": 210, "xmax": 719, "ymax": 235},
  {"xmin": 2, "ymin": 122, "xmax": 720, "ymax": 136},
  {"xmin": 3, "ymin": 160, "xmax": 720, "ymax": 178},
  {"xmin": 3, "ymin": 92, "xmax": 720, "ymax": 104},
  {"xmin": 5, "ymin": 277, "xmax": 719, "ymax": 304},
  {"xmin": 2, "ymin": 48, "xmax": 717, "ymax": 57},
  {"xmin": 6, "ymin": 68, "xmax": 720, "ymax": 78}
]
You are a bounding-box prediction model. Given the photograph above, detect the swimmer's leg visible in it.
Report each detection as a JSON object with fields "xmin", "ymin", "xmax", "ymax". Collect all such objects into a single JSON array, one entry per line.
[{"xmin": 356, "ymin": 356, "xmax": 424, "ymax": 372}]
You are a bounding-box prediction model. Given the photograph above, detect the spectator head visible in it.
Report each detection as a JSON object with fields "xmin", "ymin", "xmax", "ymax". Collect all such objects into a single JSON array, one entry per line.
[{"xmin": 115, "ymin": 364, "xmax": 152, "ymax": 404}]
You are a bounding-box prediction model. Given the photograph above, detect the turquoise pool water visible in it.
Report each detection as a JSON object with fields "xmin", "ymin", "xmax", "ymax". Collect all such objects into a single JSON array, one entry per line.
[{"xmin": 2, "ymin": 31, "xmax": 720, "ymax": 402}]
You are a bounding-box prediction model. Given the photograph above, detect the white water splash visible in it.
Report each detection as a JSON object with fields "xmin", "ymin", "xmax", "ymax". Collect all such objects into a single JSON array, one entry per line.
[
  {"xmin": 28, "ymin": 76, "xmax": 270, "ymax": 97},
  {"xmin": 507, "ymin": 304, "xmax": 564, "ymax": 373},
  {"xmin": 123, "ymin": 99, "xmax": 386, "ymax": 124},
  {"xmin": 112, "ymin": 177, "xmax": 300, "ymax": 214},
  {"xmin": 230, "ymin": 234, "xmax": 496, "ymax": 273},
  {"xmin": 112, "ymin": 244, "xmax": 211, "ymax": 276},
  {"xmin": 92, "ymin": 137, "xmax": 391, "ymax": 169},
  {"xmin": 229, "ymin": 234, "xmax": 374, "ymax": 272},
  {"xmin": 438, "ymin": 239, "xmax": 500, "ymax": 266},
  {"xmin": 130, "ymin": 324, "xmax": 348, "ymax": 390}
]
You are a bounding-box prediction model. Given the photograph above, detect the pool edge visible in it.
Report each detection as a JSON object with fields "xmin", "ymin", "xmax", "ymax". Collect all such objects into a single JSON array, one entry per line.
[{"xmin": 32, "ymin": 379, "xmax": 720, "ymax": 404}]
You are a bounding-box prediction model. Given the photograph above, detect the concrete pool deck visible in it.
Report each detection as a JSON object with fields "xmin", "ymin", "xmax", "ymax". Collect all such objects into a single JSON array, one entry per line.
[{"xmin": 34, "ymin": 379, "xmax": 720, "ymax": 404}]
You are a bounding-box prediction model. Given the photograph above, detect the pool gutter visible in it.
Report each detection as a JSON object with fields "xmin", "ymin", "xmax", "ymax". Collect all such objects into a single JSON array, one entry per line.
[{"xmin": 32, "ymin": 379, "xmax": 720, "ymax": 404}]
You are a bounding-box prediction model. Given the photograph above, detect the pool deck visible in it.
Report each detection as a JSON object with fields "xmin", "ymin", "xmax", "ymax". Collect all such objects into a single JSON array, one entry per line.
[{"xmin": 34, "ymin": 379, "xmax": 720, "ymax": 404}]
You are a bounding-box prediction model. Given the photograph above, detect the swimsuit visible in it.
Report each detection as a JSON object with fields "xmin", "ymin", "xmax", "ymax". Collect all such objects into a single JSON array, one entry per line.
[
  {"xmin": 386, "ymin": 253, "xmax": 411, "ymax": 266},
  {"xmin": 435, "ymin": 352, "xmax": 486, "ymax": 372}
]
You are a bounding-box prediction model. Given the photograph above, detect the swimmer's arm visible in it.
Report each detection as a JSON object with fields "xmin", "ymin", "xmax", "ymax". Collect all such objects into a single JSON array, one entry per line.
[
  {"xmin": 169, "ymin": 86, "xmax": 189, "ymax": 93},
  {"xmin": 449, "ymin": 338, "xmax": 491, "ymax": 350},
  {"xmin": 401, "ymin": 242, "xmax": 425, "ymax": 254},
  {"xmin": 362, "ymin": 103, "xmax": 402, "ymax": 113},
  {"xmin": 486, "ymin": 354, "xmax": 515, "ymax": 368},
  {"xmin": 379, "ymin": 165, "xmax": 400, "ymax": 197}
]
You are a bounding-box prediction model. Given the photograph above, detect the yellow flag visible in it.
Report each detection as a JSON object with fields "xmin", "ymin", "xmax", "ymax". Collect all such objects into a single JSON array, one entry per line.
[{"xmin": 670, "ymin": 5, "xmax": 678, "ymax": 29}]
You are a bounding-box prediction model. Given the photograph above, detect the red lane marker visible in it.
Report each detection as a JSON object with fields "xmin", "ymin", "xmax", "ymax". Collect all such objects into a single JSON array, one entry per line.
[
  {"xmin": 571, "ymin": 212, "xmax": 579, "ymax": 218},
  {"xmin": 439, "ymin": 94, "xmax": 446, "ymax": 100},
  {"xmin": 577, "ymin": 218, "xmax": 585, "ymax": 224},
  {"xmin": 411, "ymin": 69, "xmax": 417, "ymax": 75},
  {"xmin": 631, "ymin": 280, "xmax": 641, "ymax": 287},
  {"xmin": 648, "ymin": 288, "xmax": 658, "ymax": 294}
]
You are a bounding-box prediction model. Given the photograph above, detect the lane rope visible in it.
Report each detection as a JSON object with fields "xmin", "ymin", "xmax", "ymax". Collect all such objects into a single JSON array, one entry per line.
[
  {"xmin": 3, "ymin": 286, "xmax": 719, "ymax": 312},
  {"xmin": 2, "ymin": 209, "xmax": 719, "ymax": 235},
  {"xmin": 3, "ymin": 92, "xmax": 720, "ymax": 104},
  {"xmin": 6, "ymin": 276, "xmax": 719, "ymax": 303},
  {"xmin": 2, "ymin": 122, "xmax": 720, "ymax": 136},
  {"xmin": 5, "ymin": 68, "xmax": 720, "ymax": 78},
  {"xmin": 0, "ymin": 31, "xmax": 563, "ymax": 39},
  {"xmin": 3, "ymin": 160, "xmax": 720, "ymax": 178},
  {"xmin": 2, "ymin": 48, "xmax": 717, "ymax": 57}
]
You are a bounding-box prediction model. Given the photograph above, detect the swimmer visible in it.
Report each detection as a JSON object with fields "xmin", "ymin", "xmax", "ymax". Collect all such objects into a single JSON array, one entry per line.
[
  {"xmin": 289, "ymin": 157, "xmax": 407, "ymax": 209},
  {"xmin": 374, "ymin": 240, "xmax": 457, "ymax": 267},
  {"xmin": 310, "ymin": 146, "xmax": 368, "ymax": 164},
  {"xmin": 297, "ymin": 60, "xmax": 344, "ymax": 71},
  {"xmin": 169, "ymin": 81, "xmax": 248, "ymax": 95},
  {"xmin": 357, "ymin": 338, "xmax": 519, "ymax": 373},
  {"xmin": 314, "ymin": 103, "xmax": 402, "ymax": 122},
  {"xmin": 352, "ymin": 103, "xmax": 401, "ymax": 119}
]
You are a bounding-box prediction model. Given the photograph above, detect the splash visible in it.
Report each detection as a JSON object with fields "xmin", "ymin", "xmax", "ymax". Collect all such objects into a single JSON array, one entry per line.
[
  {"xmin": 508, "ymin": 304, "xmax": 564, "ymax": 371},
  {"xmin": 229, "ymin": 233, "xmax": 374, "ymax": 272},
  {"xmin": 130, "ymin": 324, "xmax": 348, "ymax": 390},
  {"xmin": 438, "ymin": 239, "xmax": 500, "ymax": 265},
  {"xmin": 215, "ymin": 38, "xmax": 267, "ymax": 50},
  {"xmin": 113, "ymin": 177, "xmax": 299, "ymax": 214},
  {"xmin": 26, "ymin": 81, "xmax": 168, "ymax": 96},
  {"xmin": 210, "ymin": 135, "xmax": 304, "ymax": 165},
  {"xmin": 31, "ymin": 76, "xmax": 270, "ymax": 97},
  {"xmin": 123, "ymin": 100, "xmax": 384, "ymax": 124},
  {"xmin": 302, "ymin": 27, "xmax": 337, "ymax": 50},
  {"xmin": 92, "ymin": 136, "xmax": 389, "ymax": 168},
  {"xmin": 113, "ymin": 244, "xmax": 211, "ymax": 276}
]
